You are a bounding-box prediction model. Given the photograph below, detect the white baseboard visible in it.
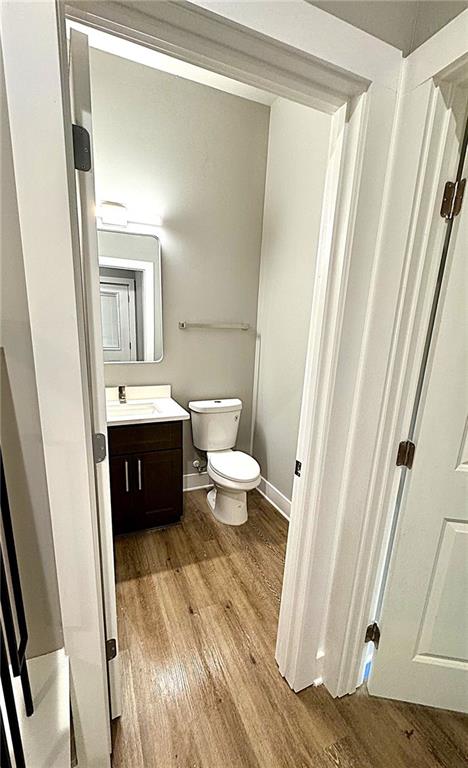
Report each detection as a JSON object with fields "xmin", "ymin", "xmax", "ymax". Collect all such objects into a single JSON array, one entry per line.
[
  {"xmin": 257, "ymin": 476, "xmax": 291, "ymax": 521},
  {"xmin": 183, "ymin": 471, "xmax": 212, "ymax": 492}
]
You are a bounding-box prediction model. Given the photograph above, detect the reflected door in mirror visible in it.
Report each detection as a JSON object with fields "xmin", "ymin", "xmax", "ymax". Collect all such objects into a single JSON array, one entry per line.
[{"xmin": 100, "ymin": 277, "xmax": 137, "ymax": 362}]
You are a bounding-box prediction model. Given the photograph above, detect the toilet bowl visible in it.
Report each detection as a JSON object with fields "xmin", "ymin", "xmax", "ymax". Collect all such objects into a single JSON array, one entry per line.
[
  {"xmin": 188, "ymin": 398, "xmax": 260, "ymax": 525},
  {"xmin": 206, "ymin": 450, "xmax": 260, "ymax": 525}
]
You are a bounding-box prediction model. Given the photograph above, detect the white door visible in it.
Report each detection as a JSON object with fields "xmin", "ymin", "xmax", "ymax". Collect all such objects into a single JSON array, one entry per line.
[
  {"xmin": 369, "ymin": 135, "xmax": 468, "ymax": 712},
  {"xmin": 69, "ymin": 28, "xmax": 121, "ymax": 718},
  {"xmin": 100, "ymin": 277, "xmax": 137, "ymax": 362}
]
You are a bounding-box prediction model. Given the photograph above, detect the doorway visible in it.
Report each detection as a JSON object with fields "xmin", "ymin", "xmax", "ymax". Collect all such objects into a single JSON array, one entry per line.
[
  {"xmin": 67, "ymin": 10, "xmax": 334, "ymax": 728},
  {"xmin": 63, "ymin": 1, "xmax": 398, "ymax": 756}
]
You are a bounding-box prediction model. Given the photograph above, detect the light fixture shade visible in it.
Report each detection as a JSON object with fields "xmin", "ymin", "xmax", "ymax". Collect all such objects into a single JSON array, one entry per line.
[
  {"xmin": 97, "ymin": 200, "xmax": 163, "ymax": 231},
  {"xmin": 98, "ymin": 200, "xmax": 128, "ymax": 226}
]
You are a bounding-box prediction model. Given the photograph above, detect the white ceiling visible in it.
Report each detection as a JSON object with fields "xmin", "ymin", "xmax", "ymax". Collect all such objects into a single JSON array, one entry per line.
[{"xmin": 308, "ymin": 1, "xmax": 468, "ymax": 56}]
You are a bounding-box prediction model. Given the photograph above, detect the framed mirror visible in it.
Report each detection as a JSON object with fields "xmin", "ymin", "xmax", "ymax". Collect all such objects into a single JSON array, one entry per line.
[{"xmin": 97, "ymin": 230, "xmax": 163, "ymax": 363}]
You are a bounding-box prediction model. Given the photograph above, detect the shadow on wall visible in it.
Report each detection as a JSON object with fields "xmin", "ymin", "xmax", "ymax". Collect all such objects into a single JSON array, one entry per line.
[
  {"xmin": 253, "ymin": 421, "xmax": 268, "ymax": 481},
  {"xmin": 0, "ymin": 350, "xmax": 63, "ymax": 658}
]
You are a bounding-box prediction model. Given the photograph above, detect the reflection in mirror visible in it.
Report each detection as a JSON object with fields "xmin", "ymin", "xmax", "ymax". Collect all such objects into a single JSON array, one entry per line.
[{"xmin": 97, "ymin": 230, "xmax": 163, "ymax": 363}]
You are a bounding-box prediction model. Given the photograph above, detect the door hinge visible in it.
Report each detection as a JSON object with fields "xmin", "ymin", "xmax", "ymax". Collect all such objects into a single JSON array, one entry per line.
[
  {"xmin": 365, "ymin": 621, "xmax": 381, "ymax": 648},
  {"xmin": 440, "ymin": 178, "xmax": 466, "ymax": 220},
  {"xmin": 72, "ymin": 123, "xmax": 91, "ymax": 171},
  {"xmin": 295, "ymin": 459, "xmax": 302, "ymax": 477},
  {"xmin": 106, "ymin": 638, "xmax": 117, "ymax": 661},
  {"xmin": 396, "ymin": 439, "xmax": 415, "ymax": 469},
  {"xmin": 92, "ymin": 432, "xmax": 107, "ymax": 464}
]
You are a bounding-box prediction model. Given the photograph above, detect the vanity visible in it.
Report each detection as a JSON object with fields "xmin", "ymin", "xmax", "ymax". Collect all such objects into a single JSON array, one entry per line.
[{"xmin": 106, "ymin": 386, "xmax": 190, "ymax": 535}]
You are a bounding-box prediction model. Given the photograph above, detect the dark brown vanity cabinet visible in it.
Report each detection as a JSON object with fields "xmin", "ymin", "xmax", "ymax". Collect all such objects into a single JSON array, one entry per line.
[{"xmin": 108, "ymin": 421, "xmax": 183, "ymax": 535}]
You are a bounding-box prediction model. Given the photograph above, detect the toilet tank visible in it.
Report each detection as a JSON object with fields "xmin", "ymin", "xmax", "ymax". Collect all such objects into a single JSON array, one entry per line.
[{"xmin": 189, "ymin": 398, "xmax": 242, "ymax": 451}]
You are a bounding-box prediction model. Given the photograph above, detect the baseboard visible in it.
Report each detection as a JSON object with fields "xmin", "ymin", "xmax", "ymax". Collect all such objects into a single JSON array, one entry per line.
[
  {"xmin": 257, "ymin": 477, "xmax": 291, "ymax": 521},
  {"xmin": 183, "ymin": 471, "xmax": 212, "ymax": 492}
]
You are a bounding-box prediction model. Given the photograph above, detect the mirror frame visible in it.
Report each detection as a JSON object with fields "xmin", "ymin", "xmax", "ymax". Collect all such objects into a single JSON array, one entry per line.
[{"xmin": 97, "ymin": 226, "xmax": 164, "ymax": 364}]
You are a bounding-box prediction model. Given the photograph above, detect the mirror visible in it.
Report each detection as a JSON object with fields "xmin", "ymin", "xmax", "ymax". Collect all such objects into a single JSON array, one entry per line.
[{"xmin": 97, "ymin": 230, "xmax": 163, "ymax": 363}]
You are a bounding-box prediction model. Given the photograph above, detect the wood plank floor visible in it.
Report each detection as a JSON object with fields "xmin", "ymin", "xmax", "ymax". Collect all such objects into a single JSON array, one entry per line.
[{"xmin": 112, "ymin": 489, "xmax": 467, "ymax": 768}]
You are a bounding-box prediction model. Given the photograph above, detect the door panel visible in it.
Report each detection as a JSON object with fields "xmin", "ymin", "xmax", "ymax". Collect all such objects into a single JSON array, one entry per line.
[
  {"xmin": 369, "ymin": 144, "xmax": 468, "ymax": 711},
  {"xmin": 100, "ymin": 283, "xmax": 132, "ymax": 361},
  {"xmin": 101, "ymin": 288, "xmax": 123, "ymax": 350},
  {"xmin": 110, "ymin": 449, "xmax": 183, "ymax": 534},
  {"xmin": 417, "ymin": 520, "xmax": 468, "ymax": 661},
  {"xmin": 69, "ymin": 28, "xmax": 121, "ymax": 718},
  {"xmin": 100, "ymin": 275, "xmax": 138, "ymax": 362},
  {"xmin": 109, "ymin": 455, "xmax": 135, "ymax": 535},
  {"xmin": 138, "ymin": 450, "xmax": 183, "ymax": 528}
]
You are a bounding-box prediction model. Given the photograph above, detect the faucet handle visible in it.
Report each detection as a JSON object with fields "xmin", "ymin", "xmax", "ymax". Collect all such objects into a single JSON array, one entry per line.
[{"xmin": 118, "ymin": 385, "xmax": 126, "ymax": 403}]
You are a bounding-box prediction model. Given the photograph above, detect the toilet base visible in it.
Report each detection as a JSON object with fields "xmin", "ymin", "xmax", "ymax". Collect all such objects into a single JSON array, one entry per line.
[{"xmin": 207, "ymin": 486, "xmax": 248, "ymax": 526}]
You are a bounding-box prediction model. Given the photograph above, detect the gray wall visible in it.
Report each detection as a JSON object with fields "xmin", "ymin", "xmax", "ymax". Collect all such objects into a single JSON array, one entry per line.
[
  {"xmin": 310, "ymin": 1, "xmax": 467, "ymax": 56},
  {"xmin": 90, "ymin": 50, "xmax": 269, "ymax": 473},
  {"xmin": 0, "ymin": 56, "xmax": 63, "ymax": 657},
  {"xmin": 253, "ymin": 99, "xmax": 331, "ymax": 502}
]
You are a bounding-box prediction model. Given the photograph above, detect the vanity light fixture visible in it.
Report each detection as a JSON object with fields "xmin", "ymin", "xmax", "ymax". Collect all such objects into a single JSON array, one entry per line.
[
  {"xmin": 96, "ymin": 200, "xmax": 163, "ymax": 231},
  {"xmin": 97, "ymin": 200, "xmax": 128, "ymax": 226}
]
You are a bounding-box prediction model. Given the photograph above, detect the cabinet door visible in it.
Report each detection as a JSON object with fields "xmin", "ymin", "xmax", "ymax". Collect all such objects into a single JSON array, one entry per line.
[
  {"xmin": 109, "ymin": 455, "xmax": 135, "ymax": 535},
  {"xmin": 137, "ymin": 449, "xmax": 183, "ymax": 528}
]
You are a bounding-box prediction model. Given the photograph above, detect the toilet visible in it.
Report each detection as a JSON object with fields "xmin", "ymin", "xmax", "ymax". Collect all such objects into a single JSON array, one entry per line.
[{"xmin": 188, "ymin": 398, "xmax": 260, "ymax": 525}]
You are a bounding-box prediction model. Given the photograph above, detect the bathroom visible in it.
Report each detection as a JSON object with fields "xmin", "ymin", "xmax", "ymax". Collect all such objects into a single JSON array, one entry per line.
[{"xmin": 70, "ymin": 19, "xmax": 331, "ymax": 760}]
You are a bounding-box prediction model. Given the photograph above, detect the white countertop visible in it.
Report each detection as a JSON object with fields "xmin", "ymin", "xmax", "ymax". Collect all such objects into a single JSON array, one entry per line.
[{"xmin": 106, "ymin": 385, "xmax": 190, "ymax": 426}]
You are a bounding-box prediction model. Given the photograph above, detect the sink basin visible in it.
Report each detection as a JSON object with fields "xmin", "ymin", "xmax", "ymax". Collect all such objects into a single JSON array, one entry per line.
[
  {"xmin": 106, "ymin": 396, "xmax": 190, "ymax": 425},
  {"xmin": 107, "ymin": 401, "xmax": 159, "ymax": 418}
]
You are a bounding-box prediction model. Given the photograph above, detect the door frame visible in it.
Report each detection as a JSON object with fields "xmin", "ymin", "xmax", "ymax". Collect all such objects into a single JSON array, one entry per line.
[
  {"xmin": 64, "ymin": 0, "xmax": 401, "ymax": 696},
  {"xmin": 1, "ymin": 3, "xmax": 112, "ymax": 766},
  {"xmin": 323, "ymin": 39, "xmax": 468, "ymax": 697}
]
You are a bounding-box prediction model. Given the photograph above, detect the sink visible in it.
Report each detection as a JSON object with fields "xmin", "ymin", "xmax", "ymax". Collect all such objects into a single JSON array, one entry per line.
[
  {"xmin": 107, "ymin": 401, "xmax": 159, "ymax": 418},
  {"xmin": 105, "ymin": 390, "xmax": 190, "ymax": 426}
]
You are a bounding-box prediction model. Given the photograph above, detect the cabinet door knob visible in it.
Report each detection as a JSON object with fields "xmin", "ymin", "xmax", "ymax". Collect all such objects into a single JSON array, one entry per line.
[
  {"xmin": 138, "ymin": 459, "xmax": 142, "ymax": 491},
  {"xmin": 124, "ymin": 460, "xmax": 129, "ymax": 493}
]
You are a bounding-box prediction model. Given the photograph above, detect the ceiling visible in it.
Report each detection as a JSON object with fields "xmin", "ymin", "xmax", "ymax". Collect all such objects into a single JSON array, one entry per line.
[{"xmin": 308, "ymin": 1, "xmax": 468, "ymax": 55}]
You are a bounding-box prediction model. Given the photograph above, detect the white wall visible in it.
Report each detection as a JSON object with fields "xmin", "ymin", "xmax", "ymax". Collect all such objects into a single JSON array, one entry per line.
[
  {"xmin": 90, "ymin": 49, "xmax": 269, "ymax": 473},
  {"xmin": 253, "ymin": 98, "xmax": 331, "ymax": 502},
  {"xmin": 0, "ymin": 55, "xmax": 63, "ymax": 658}
]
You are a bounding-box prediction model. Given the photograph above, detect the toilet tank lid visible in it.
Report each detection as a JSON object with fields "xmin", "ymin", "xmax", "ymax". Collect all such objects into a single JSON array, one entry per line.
[{"xmin": 189, "ymin": 398, "xmax": 242, "ymax": 414}]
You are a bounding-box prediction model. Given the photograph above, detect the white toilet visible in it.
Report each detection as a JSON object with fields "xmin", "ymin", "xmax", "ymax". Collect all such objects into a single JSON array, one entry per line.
[{"xmin": 188, "ymin": 398, "xmax": 260, "ymax": 525}]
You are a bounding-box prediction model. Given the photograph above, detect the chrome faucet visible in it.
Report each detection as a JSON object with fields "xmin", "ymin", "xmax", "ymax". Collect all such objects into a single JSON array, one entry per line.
[{"xmin": 118, "ymin": 385, "xmax": 126, "ymax": 404}]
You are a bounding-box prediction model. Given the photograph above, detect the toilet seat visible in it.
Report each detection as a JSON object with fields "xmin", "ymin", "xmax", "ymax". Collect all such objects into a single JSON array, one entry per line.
[{"xmin": 208, "ymin": 450, "xmax": 260, "ymax": 486}]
